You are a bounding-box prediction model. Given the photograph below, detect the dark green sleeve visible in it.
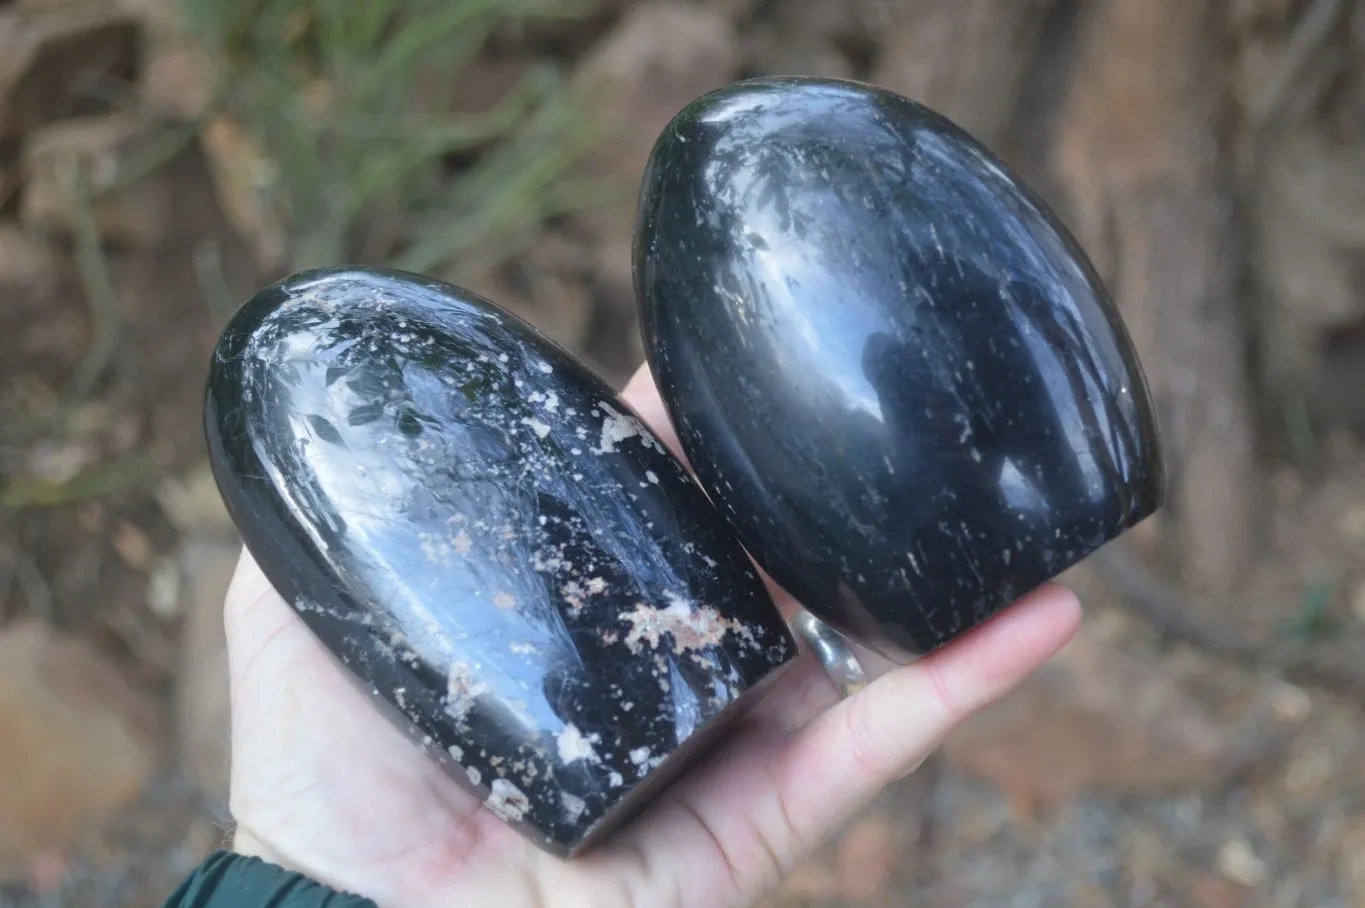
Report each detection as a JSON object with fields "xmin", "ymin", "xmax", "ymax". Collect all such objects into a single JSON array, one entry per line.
[{"xmin": 162, "ymin": 851, "xmax": 379, "ymax": 908}]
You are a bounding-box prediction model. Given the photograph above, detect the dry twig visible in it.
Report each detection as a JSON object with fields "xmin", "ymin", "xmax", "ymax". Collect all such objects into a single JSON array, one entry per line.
[{"xmin": 1095, "ymin": 543, "xmax": 1365, "ymax": 699}]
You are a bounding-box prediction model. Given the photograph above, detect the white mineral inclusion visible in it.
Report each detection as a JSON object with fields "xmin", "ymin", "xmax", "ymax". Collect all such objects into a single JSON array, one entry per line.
[
  {"xmin": 595, "ymin": 402, "xmax": 664, "ymax": 455},
  {"xmin": 619, "ymin": 593, "xmax": 753, "ymax": 655},
  {"xmin": 560, "ymin": 791, "xmax": 587, "ymax": 823},
  {"xmin": 521, "ymin": 416, "xmax": 552, "ymax": 439},
  {"xmin": 446, "ymin": 661, "xmax": 489, "ymax": 721},
  {"xmin": 486, "ymin": 778, "xmax": 530, "ymax": 822},
  {"xmin": 556, "ymin": 723, "xmax": 601, "ymax": 764}
]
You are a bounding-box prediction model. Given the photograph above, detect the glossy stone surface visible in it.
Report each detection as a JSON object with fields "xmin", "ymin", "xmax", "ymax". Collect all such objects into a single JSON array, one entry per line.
[
  {"xmin": 204, "ymin": 268, "xmax": 797, "ymax": 856},
  {"xmin": 635, "ymin": 76, "xmax": 1165, "ymax": 659}
]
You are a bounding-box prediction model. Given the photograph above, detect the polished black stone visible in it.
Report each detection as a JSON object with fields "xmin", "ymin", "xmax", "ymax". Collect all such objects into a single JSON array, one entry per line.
[
  {"xmin": 634, "ymin": 76, "xmax": 1165, "ymax": 659},
  {"xmin": 204, "ymin": 267, "xmax": 797, "ymax": 857}
]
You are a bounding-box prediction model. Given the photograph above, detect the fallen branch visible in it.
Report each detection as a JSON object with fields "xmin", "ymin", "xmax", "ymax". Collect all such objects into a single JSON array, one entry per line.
[{"xmin": 1094, "ymin": 542, "xmax": 1365, "ymax": 699}]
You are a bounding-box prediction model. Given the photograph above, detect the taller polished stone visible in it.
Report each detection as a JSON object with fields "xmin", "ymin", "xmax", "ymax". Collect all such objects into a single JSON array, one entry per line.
[
  {"xmin": 204, "ymin": 267, "xmax": 797, "ymax": 856},
  {"xmin": 634, "ymin": 77, "xmax": 1165, "ymax": 659}
]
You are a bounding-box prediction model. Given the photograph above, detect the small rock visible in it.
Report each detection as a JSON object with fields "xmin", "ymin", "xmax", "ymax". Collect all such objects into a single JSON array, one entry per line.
[
  {"xmin": 940, "ymin": 631, "xmax": 1226, "ymax": 807},
  {"xmin": 1337, "ymin": 503, "xmax": 1365, "ymax": 542},
  {"xmin": 1267, "ymin": 679, "xmax": 1312, "ymax": 723},
  {"xmin": 205, "ymin": 267, "xmax": 798, "ymax": 855},
  {"xmin": 172, "ymin": 536, "xmax": 238, "ymax": 807},
  {"xmin": 0, "ymin": 5, "xmax": 140, "ymax": 142},
  {"xmin": 112, "ymin": 520, "xmax": 156, "ymax": 571},
  {"xmin": 146, "ymin": 555, "xmax": 182, "ymax": 619},
  {"xmin": 1351, "ymin": 579, "xmax": 1365, "ymax": 624},
  {"xmin": 21, "ymin": 113, "xmax": 177, "ymax": 249},
  {"xmin": 0, "ymin": 620, "xmax": 162, "ymax": 883},
  {"xmin": 1283, "ymin": 742, "xmax": 1333, "ymax": 796},
  {"xmin": 635, "ymin": 76, "xmax": 1163, "ymax": 657},
  {"xmin": 1217, "ymin": 837, "xmax": 1267, "ymax": 888}
]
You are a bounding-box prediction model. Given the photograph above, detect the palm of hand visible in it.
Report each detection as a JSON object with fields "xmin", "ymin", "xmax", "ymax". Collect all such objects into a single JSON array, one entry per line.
[{"xmin": 222, "ymin": 369, "xmax": 1081, "ymax": 908}]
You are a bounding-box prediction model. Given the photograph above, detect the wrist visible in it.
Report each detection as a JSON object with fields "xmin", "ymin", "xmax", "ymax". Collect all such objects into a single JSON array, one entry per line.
[
  {"xmin": 166, "ymin": 849, "xmax": 380, "ymax": 908},
  {"xmin": 230, "ymin": 825, "xmax": 290, "ymax": 868},
  {"xmin": 229, "ymin": 823, "xmax": 387, "ymax": 905}
]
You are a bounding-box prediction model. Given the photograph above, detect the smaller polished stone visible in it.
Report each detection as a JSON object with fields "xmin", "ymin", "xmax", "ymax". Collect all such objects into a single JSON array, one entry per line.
[
  {"xmin": 635, "ymin": 76, "xmax": 1165, "ymax": 660},
  {"xmin": 204, "ymin": 267, "xmax": 797, "ymax": 857}
]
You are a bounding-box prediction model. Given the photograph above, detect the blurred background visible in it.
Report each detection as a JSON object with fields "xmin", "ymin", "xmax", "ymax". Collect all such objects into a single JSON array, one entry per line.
[{"xmin": 1, "ymin": 0, "xmax": 1364, "ymax": 905}]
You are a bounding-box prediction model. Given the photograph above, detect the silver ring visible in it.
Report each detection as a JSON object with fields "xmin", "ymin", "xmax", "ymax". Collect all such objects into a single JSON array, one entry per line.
[{"xmin": 792, "ymin": 609, "xmax": 869, "ymax": 698}]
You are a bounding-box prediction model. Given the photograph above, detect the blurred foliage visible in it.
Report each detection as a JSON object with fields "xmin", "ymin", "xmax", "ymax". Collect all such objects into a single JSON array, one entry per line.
[{"xmin": 179, "ymin": 0, "xmax": 609, "ymax": 274}]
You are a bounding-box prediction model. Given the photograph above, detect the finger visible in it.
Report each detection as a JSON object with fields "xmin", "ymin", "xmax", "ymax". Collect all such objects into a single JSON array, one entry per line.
[
  {"xmin": 223, "ymin": 546, "xmax": 300, "ymax": 654},
  {"xmin": 616, "ymin": 584, "xmax": 1080, "ymax": 906},
  {"xmin": 744, "ymin": 627, "xmax": 899, "ymax": 734},
  {"xmin": 773, "ymin": 583, "xmax": 1081, "ymax": 842}
]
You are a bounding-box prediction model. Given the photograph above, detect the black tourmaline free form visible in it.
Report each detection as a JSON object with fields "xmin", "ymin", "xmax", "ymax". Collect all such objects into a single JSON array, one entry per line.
[
  {"xmin": 635, "ymin": 76, "xmax": 1166, "ymax": 660},
  {"xmin": 204, "ymin": 267, "xmax": 798, "ymax": 857}
]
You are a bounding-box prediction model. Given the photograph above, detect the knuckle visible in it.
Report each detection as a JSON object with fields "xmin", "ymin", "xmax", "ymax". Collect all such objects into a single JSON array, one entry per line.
[
  {"xmin": 922, "ymin": 657, "xmax": 965, "ymax": 724},
  {"xmin": 841, "ymin": 693, "xmax": 889, "ymax": 780}
]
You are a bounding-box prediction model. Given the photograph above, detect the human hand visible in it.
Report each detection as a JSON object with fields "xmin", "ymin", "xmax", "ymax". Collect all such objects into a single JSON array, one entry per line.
[{"xmin": 223, "ymin": 363, "xmax": 1082, "ymax": 908}]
